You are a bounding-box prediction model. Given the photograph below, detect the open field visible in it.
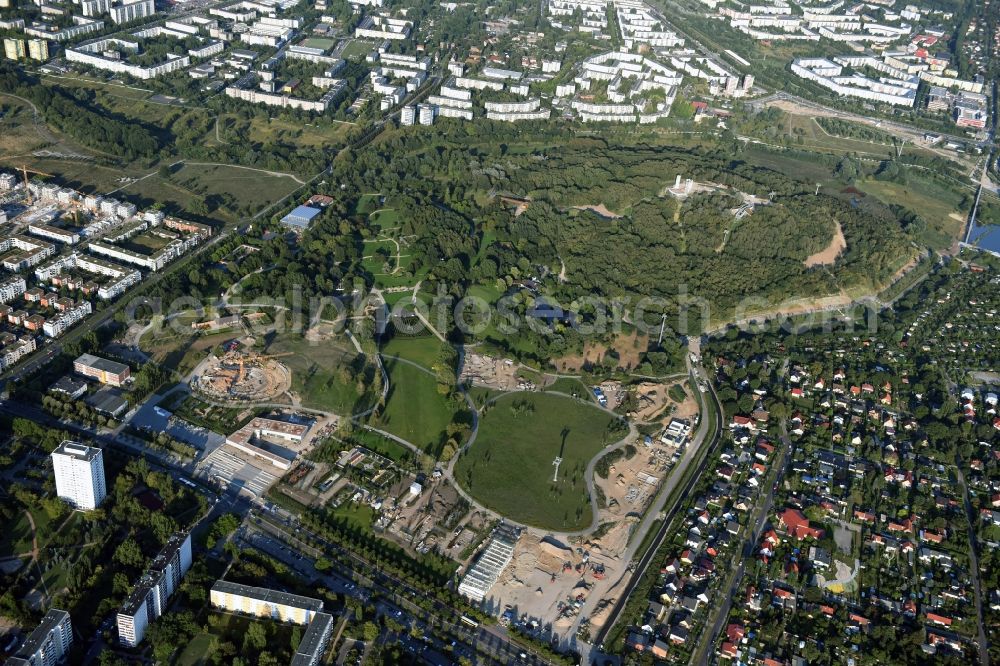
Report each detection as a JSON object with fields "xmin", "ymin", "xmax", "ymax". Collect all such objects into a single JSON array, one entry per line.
[
  {"xmin": 454, "ymin": 392, "xmax": 625, "ymax": 531},
  {"xmin": 300, "ymin": 37, "xmax": 337, "ymax": 50},
  {"xmin": 376, "ymin": 359, "xmax": 457, "ymax": 455},
  {"xmin": 778, "ymin": 113, "xmax": 942, "ymax": 161},
  {"xmin": 346, "ymin": 429, "xmax": 412, "ymax": 462},
  {"xmin": 119, "ymin": 162, "xmax": 303, "ymax": 223},
  {"xmin": 218, "ymin": 113, "xmax": 354, "ymax": 150},
  {"xmin": 0, "ymin": 155, "xmax": 127, "ymax": 195},
  {"xmin": 380, "ymin": 334, "xmax": 447, "ymax": 369},
  {"xmin": 139, "ymin": 327, "xmax": 234, "ymax": 378},
  {"xmin": 123, "ymin": 230, "xmax": 173, "ymax": 254},
  {"xmin": 263, "ymin": 333, "xmax": 378, "ymax": 415},
  {"xmin": 856, "ymin": 177, "xmax": 966, "ymax": 249},
  {"xmin": 0, "ymin": 97, "xmax": 52, "ymax": 156}
]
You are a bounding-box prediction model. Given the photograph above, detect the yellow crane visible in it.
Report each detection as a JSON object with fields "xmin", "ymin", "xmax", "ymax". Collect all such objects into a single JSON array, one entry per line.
[{"xmin": 20, "ymin": 165, "xmax": 53, "ymax": 205}]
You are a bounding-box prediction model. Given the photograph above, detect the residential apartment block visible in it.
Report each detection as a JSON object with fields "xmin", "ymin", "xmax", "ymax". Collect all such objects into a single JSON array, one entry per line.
[
  {"xmin": 52, "ymin": 441, "xmax": 107, "ymax": 510},
  {"xmin": 6, "ymin": 608, "xmax": 73, "ymax": 666},
  {"xmin": 117, "ymin": 532, "xmax": 193, "ymax": 647}
]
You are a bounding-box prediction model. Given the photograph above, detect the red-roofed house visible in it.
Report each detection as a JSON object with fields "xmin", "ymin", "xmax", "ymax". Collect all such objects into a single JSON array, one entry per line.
[
  {"xmin": 926, "ymin": 613, "xmax": 953, "ymax": 627},
  {"xmin": 778, "ymin": 508, "xmax": 824, "ymax": 540}
]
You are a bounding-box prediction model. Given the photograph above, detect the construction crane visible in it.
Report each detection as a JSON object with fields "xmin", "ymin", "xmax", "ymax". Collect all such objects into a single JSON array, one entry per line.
[
  {"xmin": 20, "ymin": 165, "xmax": 52, "ymax": 205},
  {"xmin": 232, "ymin": 352, "xmax": 294, "ymax": 389}
]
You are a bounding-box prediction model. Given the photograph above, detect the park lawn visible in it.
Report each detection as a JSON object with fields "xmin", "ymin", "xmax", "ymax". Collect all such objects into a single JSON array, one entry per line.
[
  {"xmin": 373, "ymin": 269, "xmax": 425, "ymax": 290},
  {"xmin": 376, "ymin": 359, "xmax": 456, "ymax": 455},
  {"xmin": 453, "ymin": 392, "xmax": 625, "ymax": 530},
  {"xmin": 465, "ymin": 385, "xmax": 503, "ymax": 408},
  {"xmin": 471, "ymin": 231, "xmax": 497, "ymax": 268},
  {"xmin": 354, "ymin": 193, "xmax": 383, "ymax": 216},
  {"xmin": 0, "ymin": 508, "xmax": 47, "ymax": 557},
  {"xmin": 347, "ymin": 429, "xmax": 412, "ymax": 462},
  {"xmin": 368, "ymin": 208, "xmax": 399, "ymax": 228},
  {"xmin": 543, "ymin": 377, "xmax": 589, "ymax": 398},
  {"xmin": 265, "ymin": 333, "xmax": 378, "ymax": 415},
  {"xmin": 465, "ymin": 283, "xmax": 503, "ymax": 305},
  {"xmin": 381, "ymin": 334, "xmax": 447, "ymax": 370},
  {"xmin": 175, "ymin": 633, "xmax": 218, "ymax": 666},
  {"xmin": 361, "ymin": 239, "xmax": 398, "ymax": 275}
]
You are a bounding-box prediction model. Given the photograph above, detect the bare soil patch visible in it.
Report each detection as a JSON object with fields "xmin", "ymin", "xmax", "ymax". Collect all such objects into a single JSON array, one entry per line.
[
  {"xmin": 554, "ymin": 330, "xmax": 648, "ymax": 373},
  {"xmin": 573, "ymin": 204, "xmax": 622, "ymax": 219},
  {"xmin": 804, "ymin": 220, "xmax": 846, "ymax": 267}
]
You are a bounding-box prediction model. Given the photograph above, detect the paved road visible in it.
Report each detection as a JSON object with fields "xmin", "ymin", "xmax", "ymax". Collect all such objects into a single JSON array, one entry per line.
[
  {"xmin": 588, "ymin": 348, "xmax": 724, "ymax": 661},
  {"xmin": 754, "ymin": 91, "xmax": 991, "ymax": 150},
  {"xmin": 955, "ymin": 462, "xmax": 991, "ymax": 666},
  {"xmin": 691, "ymin": 425, "xmax": 793, "ymax": 666},
  {"xmin": 254, "ymin": 509, "xmax": 554, "ymax": 665}
]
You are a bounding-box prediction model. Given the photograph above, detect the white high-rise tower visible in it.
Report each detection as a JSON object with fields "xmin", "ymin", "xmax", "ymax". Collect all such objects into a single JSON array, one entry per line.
[{"xmin": 52, "ymin": 441, "xmax": 106, "ymax": 510}]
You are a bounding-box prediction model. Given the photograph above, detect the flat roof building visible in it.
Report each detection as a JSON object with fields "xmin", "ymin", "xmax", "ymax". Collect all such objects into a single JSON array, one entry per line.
[
  {"xmin": 50, "ymin": 375, "xmax": 89, "ymax": 399},
  {"xmin": 210, "ymin": 581, "xmax": 325, "ymax": 624},
  {"xmin": 280, "ymin": 205, "xmax": 322, "ymax": 230},
  {"xmin": 85, "ymin": 388, "xmax": 129, "ymax": 418},
  {"xmin": 74, "ymin": 353, "xmax": 130, "ymax": 387},
  {"xmin": 6, "ymin": 608, "xmax": 73, "ymax": 666},
  {"xmin": 117, "ymin": 532, "xmax": 192, "ymax": 647},
  {"xmin": 290, "ymin": 611, "xmax": 334, "ymax": 666},
  {"xmin": 52, "ymin": 441, "xmax": 106, "ymax": 510}
]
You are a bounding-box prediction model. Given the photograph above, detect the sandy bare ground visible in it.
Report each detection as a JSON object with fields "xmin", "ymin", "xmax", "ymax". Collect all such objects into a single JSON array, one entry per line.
[
  {"xmin": 573, "ymin": 204, "xmax": 622, "ymax": 219},
  {"xmin": 804, "ymin": 220, "xmax": 846, "ymax": 267},
  {"xmin": 554, "ymin": 331, "xmax": 648, "ymax": 373}
]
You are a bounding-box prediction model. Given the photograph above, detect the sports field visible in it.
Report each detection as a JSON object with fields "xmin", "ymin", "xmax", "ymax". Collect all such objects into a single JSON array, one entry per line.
[
  {"xmin": 300, "ymin": 37, "xmax": 337, "ymax": 51},
  {"xmin": 454, "ymin": 392, "xmax": 626, "ymax": 531}
]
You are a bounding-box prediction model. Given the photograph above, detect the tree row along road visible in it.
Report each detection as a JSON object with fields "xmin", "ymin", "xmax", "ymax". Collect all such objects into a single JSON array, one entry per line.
[{"xmin": 256, "ymin": 508, "xmax": 558, "ymax": 666}]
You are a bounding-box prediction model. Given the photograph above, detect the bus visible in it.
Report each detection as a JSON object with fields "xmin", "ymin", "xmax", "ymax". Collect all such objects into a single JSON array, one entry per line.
[{"xmin": 460, "ymin": 615, "xmax": 479, "ymax": 629}]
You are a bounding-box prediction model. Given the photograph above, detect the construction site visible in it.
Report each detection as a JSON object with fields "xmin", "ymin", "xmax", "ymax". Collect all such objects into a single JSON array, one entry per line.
[
  {"xmin": 479, "ymin": 418, "xmax": 695, "ymax": 645},
  {"xmin": 192, "ymin": 350, "xmax": 293, "ymax": 403},
  {"xmin": 459, "ymin": 352, "xmax": 537, "ymax": 391}
]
